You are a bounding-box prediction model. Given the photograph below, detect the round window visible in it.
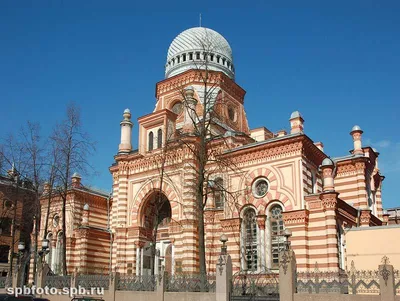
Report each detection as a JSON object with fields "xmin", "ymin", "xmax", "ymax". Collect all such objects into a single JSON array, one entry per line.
[
  {"xmin": 171, "ymin": 101, "xmax": 183, "ymax": 115},
  {"xmin": 252, "ymin": 178, "xmax": 269, "ymax": 198}
]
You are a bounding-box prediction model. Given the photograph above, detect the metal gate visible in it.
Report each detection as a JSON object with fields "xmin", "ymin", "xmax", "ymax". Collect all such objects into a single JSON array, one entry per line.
[{"xmin": 231, "ymin": 271, "xmax": 279, "ymax": 301}]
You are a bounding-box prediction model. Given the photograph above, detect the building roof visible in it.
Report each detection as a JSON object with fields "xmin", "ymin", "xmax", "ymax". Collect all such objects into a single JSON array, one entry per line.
[
  {"xmin": 224, "ymin": 132, "xmax": 302, "ymax": 154},
  {"xmin": 165, "ymin": 27, "xmax": 234, "ymax": 79}
]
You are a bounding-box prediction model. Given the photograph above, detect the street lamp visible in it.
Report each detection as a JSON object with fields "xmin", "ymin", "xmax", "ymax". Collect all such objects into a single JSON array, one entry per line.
[
  {"xmin": 220, "ymin": 234, "xmax": 228, "ymax": 255},
  {"xmin": 42, "ymin": 239, "xmax": 49, "ymax": 251},
  {"xmin": 283, "ymin": 228, "xmax": 292, "ymax": 250},
  {"xmin": 18, "ymin": 242, "xmax": 25, "ymax": 252}
]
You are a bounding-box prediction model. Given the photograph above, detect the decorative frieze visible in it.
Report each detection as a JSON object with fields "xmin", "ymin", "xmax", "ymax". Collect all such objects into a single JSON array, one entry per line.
[
  {"xmin": 221, "ymin": 218, "xmax": 241, "ymax": 232},
  {"xmin": 282, "ymin": 210, "xmax": 309, "ymax": 225}
]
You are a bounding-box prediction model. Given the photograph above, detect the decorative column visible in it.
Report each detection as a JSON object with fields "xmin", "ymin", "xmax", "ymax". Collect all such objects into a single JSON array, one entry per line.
[
  {"xmin": 135, "ymin": 244, "xmax": 141, "ymax": 276},
  {"xmin": 350, "ymin": 125, "xmax": 363, "ymax": 155},
  {"xmin": 182, "ymin": 86, "xmax": 198, "ymax": 133},
  {"xmin": 289, "ymin": 111, "xmax": 304, "ymax": 134},
  {"xmin": 256, "ymin": 215, "xmax": 266, "ymax": 272},
  {"xmin": 379, "ymin": 256, "xmax": 395, "ymax": 301},
  {"xmin": 216, "ymin": 235, "xmax": 232, "ymax": 301},
  {"xmin": 265, "ymin": 216, "xmax": 272, "ymax": 270},
  {"xmin": 320, "ymin": 192, "xmax": 340, "ymax": 271},
  {"xmin": 118, "ymin": 109, "xmax": 133, "ymax": 153},
  {"xmin": 279, "ymin": 249, "xmax": 296, "ymax": 301}
]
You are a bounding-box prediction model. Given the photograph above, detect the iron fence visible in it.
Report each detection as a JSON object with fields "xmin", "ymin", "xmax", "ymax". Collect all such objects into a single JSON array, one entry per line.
[
  {"xmin": 0, "ymin": 276, "xmax": 6, "ymax": 288},
  {"xmin": 44, "ymin": 275, "xmax": 71, "ymax": 289},
  {"xmin": 116, "ymin": 274, "xmax": 157, "ymax": 291},
  {"xmin": 76, "ymin": 274, "xmax": 109, "ymax": 290},
  {"xmin": 296, "ymin": 261, "xmax": 380, "ymax": 295},
  {"xmin": 231, "ymin": 271, "xmax": 279, "ymax": 300},
  {"xmin": 166, "ymin": 273, "xmax": 216, "ymax": 292},
  {"xmin": 395, "ymin": 269, "xmax": 400, "ymax": 295}
]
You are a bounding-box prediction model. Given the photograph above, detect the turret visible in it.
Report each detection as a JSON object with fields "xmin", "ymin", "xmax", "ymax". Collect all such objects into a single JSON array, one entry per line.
[
  {"xmin": 320, "ymin": 158, "xmax": 335, "ymax": 192},
  {"xmin": 350, "ymin": 125, "xmax": 363, "ymax": 155},
  {"xmin": 119, "ymin": 109, "xmax": 133, "ymax": 153},
  {"xmin": 289, "ymin": 111, "xmax": 304, "ymax": 134}
]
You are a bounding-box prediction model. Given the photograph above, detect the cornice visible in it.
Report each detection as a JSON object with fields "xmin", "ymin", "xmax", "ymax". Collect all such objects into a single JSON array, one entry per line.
[{"xmin": 155, "ymin": 70, "xmax": 246, "ymax": 103}]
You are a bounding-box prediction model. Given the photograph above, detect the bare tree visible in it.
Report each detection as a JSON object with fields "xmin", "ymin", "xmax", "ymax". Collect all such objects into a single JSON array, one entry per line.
[
  {"xmin": 50, "ymin": 103, "xmax": 96, "ymax": 275},
  {"xmin": 164, "ymin": 33, "xmax": 246, "ymax": 280}
]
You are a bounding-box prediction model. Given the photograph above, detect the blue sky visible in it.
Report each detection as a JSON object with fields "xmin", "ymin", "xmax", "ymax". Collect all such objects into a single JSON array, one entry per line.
[{"xmin": 0, "ymin": 1, "xmax": 399, "ymax": 208}]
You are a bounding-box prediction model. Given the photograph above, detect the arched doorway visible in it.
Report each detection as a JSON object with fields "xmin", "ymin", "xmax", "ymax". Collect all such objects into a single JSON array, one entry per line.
[{"xmin": 140, "ymin": 191, "xmax": 173, "ymax": 275}]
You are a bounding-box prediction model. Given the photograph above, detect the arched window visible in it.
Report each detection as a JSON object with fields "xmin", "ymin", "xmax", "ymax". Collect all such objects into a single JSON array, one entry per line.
[
  {"xmin": 270, "ymin": 205, "xmax": 284, "ymax": 269},
  {"xmin": 45, "ymin": 233, "xmax": 53, "ymax": 268},
  {"xmin": 243, "ymin": 208, "xmax": 258, "ymax": 271},
  {"xmin": 311, "ymin": 171, "xmax": 317, "ymax": 194},
  {"xmin": 148, "ymin": 132, "xmax": 154, "ymax": 151},
  {"xmin": 157, "ymin": 129, "xmax": 162, "ymax": 149},
  {"xmin": 213, "ymin": 177, "xmax": 224, "ymax": 209}
]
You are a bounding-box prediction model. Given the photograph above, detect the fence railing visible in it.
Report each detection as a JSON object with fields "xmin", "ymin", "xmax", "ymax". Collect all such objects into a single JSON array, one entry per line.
[
  {"xmin": 231, "ymin": 271, "xmax": 279, "ymax": 297},
  {"xmin": 296, "ymin": 261, "xmax": 381, "ymax": 295},
  {"xmin": 76, "ymin": 274, "xmax": 110, "ymax": 290},
  {"xmin": 116, "ymin": 274, "xmax": 157, "ymax": 291},
  {"xmin": 166, "ymin": 274, "xmax": 216, "ymax": 292},
  {"xmin": 0, "ymin": 276, "xmax": 6, "ymax": 288},
  {"xmin": 395, "ymin": 269, "xmax": 400, "ymax": 295},
  {"xmin": 44, "ymin": 275, "xmax": 71, "ymax": 289}
]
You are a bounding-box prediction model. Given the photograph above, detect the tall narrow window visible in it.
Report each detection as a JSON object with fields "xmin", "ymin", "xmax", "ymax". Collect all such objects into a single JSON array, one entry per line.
[
  {"xmin": 270, "ymin": 205, "xmax": 284, "ymax": 269},
  {"xmin": 157, "ymin": 129, "xmax": 162, "ymax": 149},
  {"xmin": 148, "ymin": 132, "xmax": 154, "ymax": 151},
  {"xmin": 243, "ymin": 208, "xmax": 257, "ymax": 271},
  {"xmin": 213, "ymin": 177, "xmax": 224, "ymax": 209},
  {"xmin": 311, "ymin": 172, "xmax": 317, "ymax": 194}
]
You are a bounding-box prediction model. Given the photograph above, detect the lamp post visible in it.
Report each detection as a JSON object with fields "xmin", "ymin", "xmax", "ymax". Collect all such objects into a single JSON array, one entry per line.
[
  {"xmin": 38, "ymin": 239, "xmax": 50, "ymax": 271},
  {"xmin": 283, "ymin": 228, "xmax": 292, "ymax": 250},
  {"xmin": 15, "ymin": 241, "xmax": 25, "ymax": 287},
  {"xmin": 220, "ymin": 234, "xmax": 228, "ymax": 255}
]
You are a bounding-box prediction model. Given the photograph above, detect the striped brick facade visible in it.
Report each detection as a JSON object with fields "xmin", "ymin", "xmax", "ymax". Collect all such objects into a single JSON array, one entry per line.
[{"xmin": 107, "ymin": 65, "xmax": 387, "ymax": 276}]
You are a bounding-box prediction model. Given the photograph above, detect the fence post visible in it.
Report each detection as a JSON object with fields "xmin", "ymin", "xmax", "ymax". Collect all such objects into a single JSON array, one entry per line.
[
  {"xmin": 156, "ymin": 271, "xmax": 167, "ymax": 301},
  {"xmin": 379, "ymin": 256, "xmax": 395, "ymax": 301},
  {"xmin": 108, "ymin": 272, "xmax": 118, "ymax": 301},
  {"xmin": 71, "ymin": 271, "xmax": 77, "ymax": 289},
  {"xmin": 279, "ymin": 249, "xmax": 296, "ymax": 301},
  {"xmin": 216, "ymin": 254, "xmax": 232, "ymax": 301}
]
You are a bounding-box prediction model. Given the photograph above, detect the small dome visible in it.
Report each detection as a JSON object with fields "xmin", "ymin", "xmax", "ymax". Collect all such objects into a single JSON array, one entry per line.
[
  {"xmin": 124, "ymin": 108, "xmax": 130, "ymax": 114},
  {"xmin": 72, "ymin": 172, "xmax": 81, "ymax": 178},
  {"xmin": 321, "ymin": 158, "xmax": 334, "ymax": 167},
  {"xmin": 83, "ymin": 203, "xmax": 89, "ymax": 210},
  {"xmin": 185, "ymin": 86, "xmax": 194, "ymax": 91},
  {"xmin": 351, "ymin": 125, "xmax": 362, "ymax": 132},
  {"xmin": 290, "ymin": 111, "xmax": 302, "ymax": 119},
  {"xmin": 165, "ymin": 27, "xmax": 234, "ymax": 79}
]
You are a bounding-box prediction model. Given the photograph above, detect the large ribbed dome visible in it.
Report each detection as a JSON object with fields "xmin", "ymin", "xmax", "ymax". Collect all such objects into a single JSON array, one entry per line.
[{"xmin": 165, "ymin": 27, "xmax": 235, "ymax": 79}]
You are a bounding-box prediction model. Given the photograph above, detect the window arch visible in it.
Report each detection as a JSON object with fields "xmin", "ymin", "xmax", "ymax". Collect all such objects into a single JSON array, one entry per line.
[
  {"xmin": 269, "ymin": 204, "xmax": 284, "ymax": 269},
  {"xmin": 157, "ymin": 129, "xmax": 162, "ymax": 149},
  {"xmin": 148, "ymin": 131, "xmax": 154, "ymax": 151},
  {"xmin": 45, "ymin": 232, "xmax": 53, "ymax": 268},
  {"xmin": 213, "ymin": 177, "xmax": 224, "ymax": 209},
  {"xmin": 242, "ymin": 208, "xmax": 258, "ymax": 271}
]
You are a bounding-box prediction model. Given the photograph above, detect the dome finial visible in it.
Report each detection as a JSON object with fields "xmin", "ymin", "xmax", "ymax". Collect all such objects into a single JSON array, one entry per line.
[{"xmin": 199, "ymin": 13, "xmax": 202, "ymax": 27}]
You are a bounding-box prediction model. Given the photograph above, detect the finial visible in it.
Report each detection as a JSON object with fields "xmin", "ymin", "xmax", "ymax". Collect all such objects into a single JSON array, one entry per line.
[{"xmin": 199, "ymin": 13, "xmax": 202, "ymax": 27}]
